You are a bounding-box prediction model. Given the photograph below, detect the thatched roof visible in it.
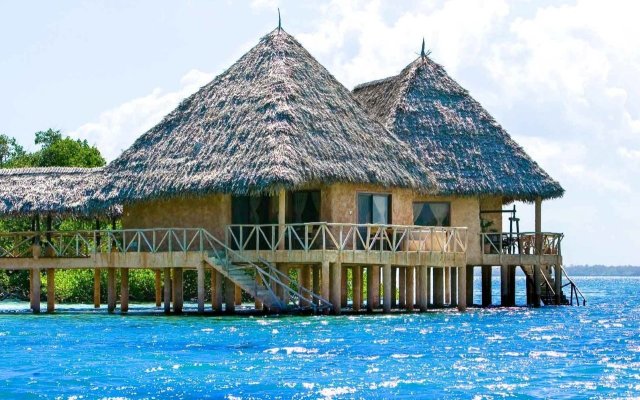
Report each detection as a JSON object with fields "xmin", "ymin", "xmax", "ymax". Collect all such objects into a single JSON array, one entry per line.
[
  {"xmin": 352, "ymin": 56, "xmax": 564, "ymax": 201},
  {"xmin": 98, "ymin": 28, "xmax": 435, "ymax": 205},
  {"xmin": 0, "ymin": 167, "xmax": 119, "ymax": 217}
]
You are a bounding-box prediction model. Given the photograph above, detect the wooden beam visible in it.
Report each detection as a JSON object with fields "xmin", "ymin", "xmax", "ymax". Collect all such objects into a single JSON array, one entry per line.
[
  {"xmin": 466, "ymin": 266, "xmax": 474, "ymax": 306},
  {"xmin": 46, "ymin": 268, "xmax": 55, "ymax": 313},
  {"xmin": 398, "ymin": 267, "xmax": 406, "ymax": 308},
  {"xmin": 163, "ymin": 267, "xmax": 171, "ymax": 314},
  {"xmin": 224, "ymin": 277, "xmax": 235, "ymax": 314},
  {"xmin": 212, "ymin": 270, "xmax": 223, "ymax": 312},
  {"xmin": 390, "ymin": 267, "xmax": 397, "ymax": 308},
  {"xmin": 234, "ymin": 285, "xmax": 242, "ymax": 306},
  {"xmin": 533, "ymin": 197, "xmax": 542, "ymax": 307},
  {"xmin": 481, "ymin": 266, "xmax": 492, "ymax": 307},
  {"xmin": 433, "ymin": 267, "xmax": 444, "ymax": 307},
  {"xmin": 450, "ymin": 267, "xmax": 458, "ymax": 307},
  {"xmin": 321, "ymin": 261, "xmax": 330, "ymax": 312},
  {"xmin": 340, "ymin": 266, "xmax": 348, "ymax": 308},
  {"xmin": 312, "ymin": 264, "xmax": 320, "ymax": 307},
  {"xmin": 31, "ymin": 269, "xmax": 40, "ymax": 314},
  {"xmin": 417, "ymin": 266, "xmax": 428, "ymax": 311},
  {"xmin": 154, "ymin": 270, "xmax": 162, "ymax": 307},
  {"xmin": 107, "ymin": 268, "xmax": 116, "ymax": 314},
  {"xmin": 330, "ymin": 261, "xmax": 342, "ymax": 315},
  {"xmin": 120, "ymin": 268, "xmax": 129, "ymax": 313},
  {"xmin": 93, "ymin": 268, "xmax": 101, "ymax": 308},
  {"xmin": 352, "ymin": 265, "xmax": 362, "ymax": 312},
  {"xmin": 197, "ymin": 264, "xmax": 205, "ymax": 313},
  {"xmin": 172, "ymin": 267, "xmax": 183, "ymax": 314},
  {"xmin": 405, "ymin": 266, "xmax": 415, "ymax": 312},
  {"xmin": 457, "ymin": 265, "xmax": 467, "ymax": 311},
  {"xmin": 383, "ymin": 263, "xmax": 392, "ymax": 313}
]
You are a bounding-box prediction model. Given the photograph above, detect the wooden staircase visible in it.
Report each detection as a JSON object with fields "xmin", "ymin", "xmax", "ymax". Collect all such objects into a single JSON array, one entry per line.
[
  {"xmin": 520, "ymin": 265, "xmax": 585, "ymax": 306},
  {"xmin": 204, "ymin": 250, "xmax": 332, "ymax": 313}
]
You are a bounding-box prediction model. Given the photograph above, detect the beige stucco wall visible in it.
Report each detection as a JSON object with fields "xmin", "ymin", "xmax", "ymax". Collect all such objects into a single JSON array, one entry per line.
[
  {"xmin": 321, "ymin": 183, "xmax": 414, "ymax": 225},
  {"xmin": 121, "ymin": 187, "xmax": 501, "ymax": 264},
  {"xmin": 122, "ymin": 194, "xmax": 232, "ymax": 239}
]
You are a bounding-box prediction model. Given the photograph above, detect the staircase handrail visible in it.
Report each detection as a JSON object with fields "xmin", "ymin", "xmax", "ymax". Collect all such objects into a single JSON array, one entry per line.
[
  {"xmin": 202, "ymin": 230, "xmax": 332, "ymax": 312},
  {"xmin": 561, "ymin": 266, "xmax": 586, "ymax": 306},
  {"xmin": 257, "ymin": 256, "xmax": 333, "ymax": 311}
]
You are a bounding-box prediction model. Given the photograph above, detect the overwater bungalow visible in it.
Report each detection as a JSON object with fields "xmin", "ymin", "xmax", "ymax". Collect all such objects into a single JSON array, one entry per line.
[{"xmin": 0, "ymin": 28, "xmax": 584, "ymax": 315}]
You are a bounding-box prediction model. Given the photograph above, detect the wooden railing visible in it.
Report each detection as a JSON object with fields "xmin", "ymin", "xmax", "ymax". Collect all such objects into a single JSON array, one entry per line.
[
  {"xmin": 226, "ymin": 223, "xmax": 467, "ymax": 254},
  {"xmin": 480, "ymin": 232, "xmax": 563, "ymax": 256},
  {"xmin": 0, "ymin": 224, "xmax": 468, "ymax": 259}
]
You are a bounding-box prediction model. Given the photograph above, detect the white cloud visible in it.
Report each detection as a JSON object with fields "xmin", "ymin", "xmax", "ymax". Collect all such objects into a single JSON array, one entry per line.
[{"xmin": 70, "ymin": 69, "xmax": 213, "ymax": 161}]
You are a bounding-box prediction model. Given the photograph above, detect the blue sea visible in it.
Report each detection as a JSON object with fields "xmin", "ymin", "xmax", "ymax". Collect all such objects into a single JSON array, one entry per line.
[{"xmin": 0, "ymin": 276, "xmax": 639, "ymax": 399}]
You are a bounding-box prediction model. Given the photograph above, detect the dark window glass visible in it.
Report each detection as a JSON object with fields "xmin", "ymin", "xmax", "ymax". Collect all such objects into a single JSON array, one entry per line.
[
  {"xmin": 358, "ymin": 193, "xmax": 391, "ymax": 224},
  {"xmin": 413, "ymin": 202, "xmax": 450, "ymax": 226},
  {"xmin": 288, "ymin": 190, "xmax": 321, "ymax": 223}
]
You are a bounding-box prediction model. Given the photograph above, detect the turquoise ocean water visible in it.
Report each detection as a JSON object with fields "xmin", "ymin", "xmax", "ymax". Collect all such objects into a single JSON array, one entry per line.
[{"xmin": 0, "ymin": 276, "xmax": 639, "ymax": 399}]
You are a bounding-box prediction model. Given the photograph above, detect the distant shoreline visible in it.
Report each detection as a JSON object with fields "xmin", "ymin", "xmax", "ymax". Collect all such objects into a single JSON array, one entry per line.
[{"xmin": 564, "ymin": 265, "xmax": 640, "ymax": 277}]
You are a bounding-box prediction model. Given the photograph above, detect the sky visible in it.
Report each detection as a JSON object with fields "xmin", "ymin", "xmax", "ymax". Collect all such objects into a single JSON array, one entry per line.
[{"xmin": 1, "ymin": 0, "xmax": 638, "ymax": 266}]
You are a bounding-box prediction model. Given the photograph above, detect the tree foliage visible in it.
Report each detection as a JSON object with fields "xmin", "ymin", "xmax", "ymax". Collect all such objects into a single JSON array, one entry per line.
[{"xmin": 0, "ymin": 129, "xmax": 108, "ymax": 302}]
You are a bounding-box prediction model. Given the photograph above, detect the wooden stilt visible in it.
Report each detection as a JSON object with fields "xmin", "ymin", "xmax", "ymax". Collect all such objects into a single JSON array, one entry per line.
[
  {"xmin": 466, "ymin": 265, "xmax": 474, "ymax": 306},
  {"xmin": 533, "ymin": 196, "xmax": 542, "ymax": 308},
  {"xmin": 352, "ymin": 266, "xmax": 362, "ymax": 312},
  {"xmin": 93, "ymin": 268, "xmax": 101, "ymax": 308},
  {"xmin": 433, "ymin": 268, "xmax": 444, "ymax": 307},
  {"xmin": 120, "ymin": 268, "xmax": 129, "ymax": 313},
  {"xmin": 300, "ymin": 265, "xmax": 312, "ymax": 307},
  {"xmin": 418, "ymin": 266, "xmax": 428, "ymax": 311},
  {"xmin": 426, "ymin": 267, "xmax": 432, "ymax": 307},
  {"xmin": 457, "ymin": 265, "xmax": 467, "ymax": 311},
  {"xmin": 312, "ymin": 264, "xmax": 320, "ymax": 307},
  {"xmin": 330, "ymin": 262, "xmax": 342, "ymax": 315},
  {"xmin": 107, "ymin": 268, "xmax": 116, "ymax": 314},
  {"xmin": 46, "ymin": 268, "xmax": 55, "ymax": 313},
  {"xmin": 383, "ymin": 263, "xmax": 392, "ymax": 313},
  {"xmin": 197, "ymin": 264, "xmax": 205, "ymax": 313},
  {"xmin": 451, "ymin": 267, "xmax": 458, "ymax": 307},
  {"xmin": 398, "ymin": 267, "xmax": 406, "ymax": 308},
  {"xmin": 340, "ymin": 266, "xmax": 348, "ymax": 308},
  {"xmin": 154, "ymin": 270, "xmax": 162, "ymax": 307},
  {"xmin": 224, "ymin": 277, "xmax": 235, "ymax": 314},
  {"xmin": 481, "ymin": 266, "xmax": 492, "ymax": 307},
  {"xmin": 212, "ymin": 270, "xmax": 223, "ymax": 312},
  {"xmin": 508, "ymin": 266, "xmax": 516, "ymax": 306},
  {"xmin": 390, "ymin": 267, "xmax": 397, "ymax": 308},
  {"xmin": 372, "ymin": 265, "xmax": 380, "ymax": 309},
  {"xmin": 445, "ymin": 267, "xmax": 451, "ymax": 304},
  {"xmin": 406, "ymin": 266, "xmax": 415, "ymax": 311},
  {"xmin": 30, "ymin": 269, "xmax": 41, "ymax": 314},
  {"xmin": 366, "ymin": 266, "xmax": 374, "ymax": 312},
  {"xmin": 321, "ymin": 261, "xmax": 330, "ymax": 311},
  {"xmin": 163, "ymin": 267, "xmax": 171, "ymax": 314},
  {"xmin": 500, "ymin": 265, "xmax": 509, "ymax": 306},
  {"xmin": 29, "ymin": 269, "xmax": 34, "ymax": 307},
  {"xmin": 255, "ymin": 273, "xmax": 264, "ymax": 311},
  {"xmin": 172, "ymin": 267, "xmax": 183, "ymax": 314},
  {"xmin": 234, "ymin": 285, "xmax": 242, "ymax": 306},
  {"xmin": 555, "ymin": 265, "xmax": 563, "ymax": 305}
]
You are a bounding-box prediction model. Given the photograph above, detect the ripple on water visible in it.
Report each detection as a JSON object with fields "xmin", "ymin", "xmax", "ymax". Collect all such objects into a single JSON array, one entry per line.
[{"xmin": 0, "ymin": 277, "xmax": 638, "ymax": 398}]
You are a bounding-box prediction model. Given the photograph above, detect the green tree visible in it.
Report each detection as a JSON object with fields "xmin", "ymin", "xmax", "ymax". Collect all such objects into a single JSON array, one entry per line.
[
  {"xmin": 30, "ymin": 129, "xmax": 105, "ymax": 167},
  {"xmin": 0, "ymin": 134, "xmax": 27, "ymax": 167}
]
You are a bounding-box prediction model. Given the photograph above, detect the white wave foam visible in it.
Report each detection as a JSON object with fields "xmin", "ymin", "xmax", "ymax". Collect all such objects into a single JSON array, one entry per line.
[{"xmin": 530, "ymin": 351, "xmax": 567, "ymax": 358}]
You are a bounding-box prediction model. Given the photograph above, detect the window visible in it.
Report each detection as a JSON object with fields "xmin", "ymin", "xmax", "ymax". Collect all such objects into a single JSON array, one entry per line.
[
  {"xmin": 358, "ymin": 193, "xmax": 391, "ymax": 224},
  {"xmin": 413, "ymin": 202, "xmax": 450, "ymax": 226},
  {"xmin": 287, "ymin": 190, "xmax": 321, "ymax": 223}
]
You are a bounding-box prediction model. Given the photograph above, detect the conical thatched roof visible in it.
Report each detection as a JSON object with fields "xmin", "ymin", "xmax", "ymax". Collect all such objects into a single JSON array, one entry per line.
[
  {"xmin": 0, "ymin": 167, "xmax": 119, "ymax": 217},
  {"xmin": 98, "ymin": 29, "xmax": 435, "ymax": 205},
  {"xmin": 352, "ymin": 56, "xmax": 564, "ymax": 201}
]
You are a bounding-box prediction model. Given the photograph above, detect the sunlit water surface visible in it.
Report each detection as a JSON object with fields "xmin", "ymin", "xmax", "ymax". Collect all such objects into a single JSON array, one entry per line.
[{"xmin": 0, "ymin": 276, "xmax": 639, "ymax": 399}]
